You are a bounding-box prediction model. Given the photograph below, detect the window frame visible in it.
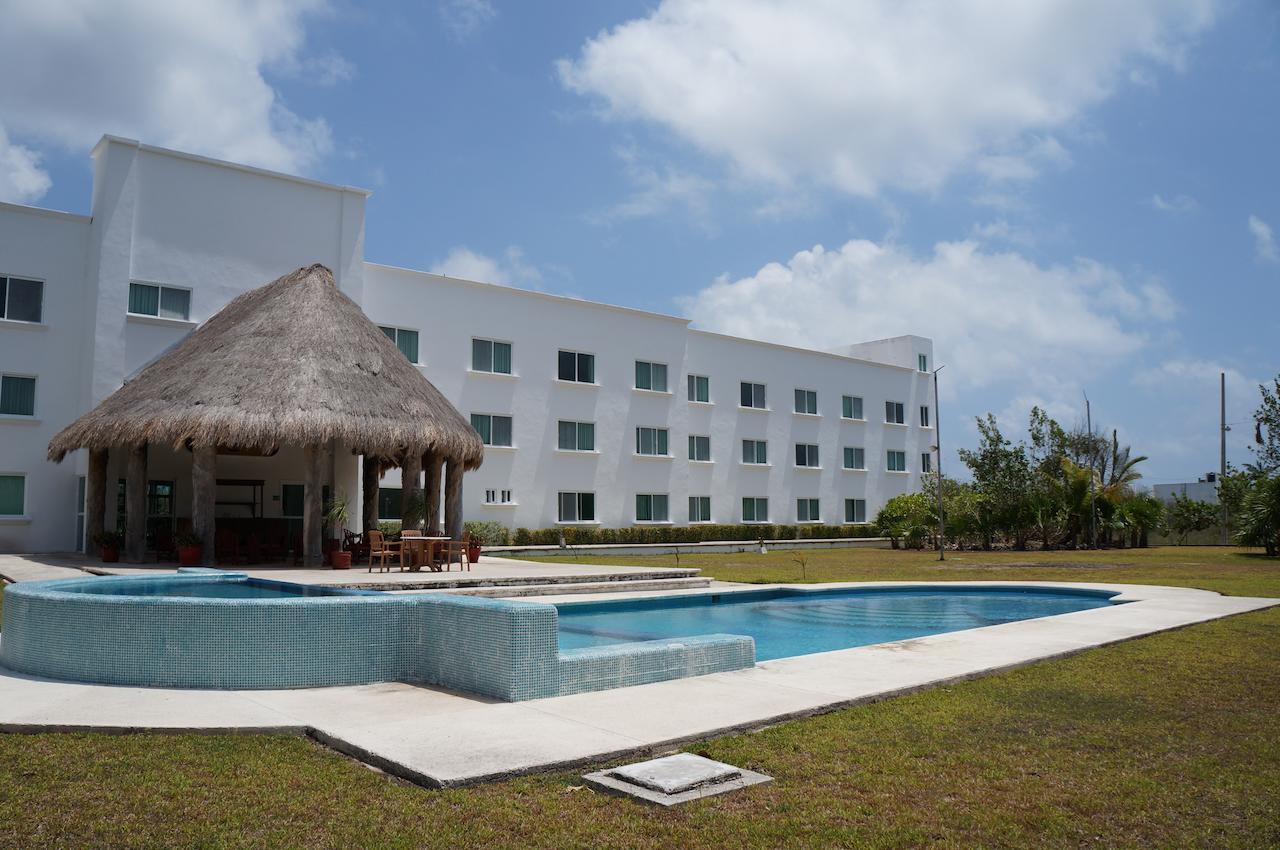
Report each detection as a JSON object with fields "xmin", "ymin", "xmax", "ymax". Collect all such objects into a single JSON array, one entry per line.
[
  {"xmin": 471, "ymin": 338, "xmax": 513, "ymax": 375},
  {"xmin": 793, "ymin": 388, "xmax": 818, "ymax": 415},
  {"xmin": 470, "ymin": 413, "xmax": 514, "ymax": 447},
  {"xmin": 887, "ymin": 449, "xmax": 908, "ymax": 472},
  {"xmin": 739, "ymin": 381, "xmax": 768, "ymax": 410},
  {"xmin": 845, "ymin": 498, "xmax": 868, "ymax": 524},
  {"xmin": 920, "ymin": 405, "xmax": 931, "ymax": 428},
  {"xmin": 885, "ymin": 400, "xmax": 906, "ymax": 425},
  {"xmin": 0, "ymin": 275, "xmax": 44, "ymax": 324},
  {"xmin": 795, "ymin": 443, "xmax": 820, "ymax": 468},
  {"xmin": 557, "ymin": 349, "xmax": 597, "ymax": 384},
  {"xmin": 634, "ymin": 360, "xmax": 669, "ymax": 393},
  {"xmin": 557, "ymin": 420, "xmax": 596, "ymax": 452},
  {"xmin": 688, "ymin": 495, "xmax": 712, "ymax": 523},
  {"xmin": 0, "ymin": 473, "xmax": 26, "ymax": 517},
  {"xmin": 379, "ymin": 325, "xmax": 421, "ymax": 364},
  {"xmin": 557, "ymin": 491, "xmax": 596, "ymax": 523},
  {"xmin": 0, "ymin": 373, "xmax": 37, "ymax": 417},
  {"xmin": 635, "ymin": 493, "xmax": 670, "ymax": 523},
  {"xmin": 921, "ymin": 452, "xmax": 933, "ymax": 474},
  {"xmin": 842, "ymin": 395, "xmax": 864, "ymax": 420},
  {"xmin": 688, "ymin": 434, "xmax": 712, "ymax": 462},
  {"xmin": 687, "ymin": 374, "xmax": 711, "ymax": 403},
  {"xmin": 919, "ymin": 353, "xmax": 929, "ymax": 372},
  {"xmin": 742, "ymin": 496, "xmax": 769, "ymax": 523},
  {"xmin": 796, "ymin": 498, "xmax": 821, "ymax": 523},
  {"xmin": 741, "ymin": 438, "xmax": 768, "ymax": 465},
  {"xmin": 843, "ymin": 446, "xmax": 866, "ymax": 470},
  {"xmin": 128, "ymin": 280, "xmax": 192, "ymax": 321},
  {"xmin": 635, "ymin": 426, "xmax": 670, "ymax": 457}
]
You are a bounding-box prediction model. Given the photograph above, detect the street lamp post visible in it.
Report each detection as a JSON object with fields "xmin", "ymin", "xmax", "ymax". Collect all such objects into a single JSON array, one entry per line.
[{"xmin": 933, "ymin": 365, "xmax": 946, "ymax": 562}]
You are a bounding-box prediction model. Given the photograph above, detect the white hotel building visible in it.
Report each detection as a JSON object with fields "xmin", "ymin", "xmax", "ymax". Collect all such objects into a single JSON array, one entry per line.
[{"xmin": 0, "ymin": 136, "xmax": 935, "ymax": 553}]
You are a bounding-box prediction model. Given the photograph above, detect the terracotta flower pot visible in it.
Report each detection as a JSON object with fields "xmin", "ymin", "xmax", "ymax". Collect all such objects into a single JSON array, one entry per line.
[
  {"xmin": 467, "ymin": 544, "xmax": 482, "ymax": 563},
  {"xmin": 100, "ymin": 546, "xmax": 119, "ymax": 563},
  {"xmin": 178, "ymin": 546, "xmax": 202, "ymax": 566},
  {"xmin": 331, "ymin": 551, "xmax": 352, "ymax": 570}
]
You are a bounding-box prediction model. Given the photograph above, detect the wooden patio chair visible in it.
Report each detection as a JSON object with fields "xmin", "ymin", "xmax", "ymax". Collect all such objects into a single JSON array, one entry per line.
[
  {"xmin": 438, "ymin": 537, "xmax": 470, "ymax": 572},
  {"xmin": 366, "ymin": 529, "xmax": 401, "ymax": 573}
]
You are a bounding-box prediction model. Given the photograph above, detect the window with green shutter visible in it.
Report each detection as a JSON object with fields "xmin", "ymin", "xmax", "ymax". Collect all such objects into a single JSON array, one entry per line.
[
  {"xmin": 380, "ymin": 326, "xmax": 419, "ymax": 363},
  {"xmin": 0, "ymin": 475, "xmax": 25, "ymax": 516},
  {"xmin": 0, "ymin": 276, "xmax": 43, "ymax": 323},
  {"xmin": 0, "ymin": 375, "xmax": 35, "ymax": 416}
]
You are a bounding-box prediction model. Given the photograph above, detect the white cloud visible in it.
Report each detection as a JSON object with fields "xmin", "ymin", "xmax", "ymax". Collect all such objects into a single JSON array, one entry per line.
[
  {"xmin": 1249, "ymin": 214, "xmax": 1277, "ymax": 263},
  {"xmin": 592, "ymin": 147, "xmax": 715, "ymax": 226},
  {"xmin": 0, "ymin": 0, "xmax": 341, "ymax": 177},
  {"xmin": 439, "ymin": 0, "xmax": 496, "ymax": 40},
  {"xmin": 559, "ymin": 0, "xmax": 1217, "ymax": 197},
  {"xmin": 680, "ymin": 238, "xmax": 1178, "ymax": 393},
  {"xmin": 1149, "ymin": 193, "xmax": 1197, "ymax": 213},
  {"xmin": 0, "ymin": 124, "xmax": 51, "ymax": 204},
  {"xmin": 430, "ymin": 246, "xmax": 543, "ymax": 288}
]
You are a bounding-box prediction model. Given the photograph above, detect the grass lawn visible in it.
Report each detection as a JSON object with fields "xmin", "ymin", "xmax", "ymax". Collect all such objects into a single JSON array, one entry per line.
[{"xmin": 1, "ymin": 548, "xmax": 1277, "ymax": 848}]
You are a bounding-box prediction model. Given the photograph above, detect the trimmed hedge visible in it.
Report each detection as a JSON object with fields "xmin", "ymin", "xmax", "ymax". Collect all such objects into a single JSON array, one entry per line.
[{"xmin": 508, "ymin": 524, "xmax": 880, "ymax": 547}]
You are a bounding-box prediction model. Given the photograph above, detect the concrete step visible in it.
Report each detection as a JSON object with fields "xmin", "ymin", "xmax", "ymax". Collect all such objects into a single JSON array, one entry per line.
[{"xmin": 425, "ymin": 576, "xmax": 713, "ymax": 598}]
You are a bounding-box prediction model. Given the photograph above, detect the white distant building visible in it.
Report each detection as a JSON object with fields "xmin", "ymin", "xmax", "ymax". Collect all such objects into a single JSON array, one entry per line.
[
  {"xmin": 0, "ymin": 136, "xmax": 936, "ymax": 553},
  {"xmin": 1152, "ymin": 477, "xmax": 1220, "ymax": 505}
]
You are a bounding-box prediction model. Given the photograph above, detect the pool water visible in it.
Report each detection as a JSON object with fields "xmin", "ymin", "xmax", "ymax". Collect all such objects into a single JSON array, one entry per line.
[
  {"xmin": 69, "ymin": 577, "xmax": 368, "ymax": 600},
  {"xmin": 556, "ymin": 586, "xmax": 1119, "ymax": 661}
]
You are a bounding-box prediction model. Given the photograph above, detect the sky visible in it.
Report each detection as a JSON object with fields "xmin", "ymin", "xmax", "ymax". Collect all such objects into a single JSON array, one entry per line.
[{"xmin": 1, "ymin": 0, "xmax": 1277, "ymax": 487}]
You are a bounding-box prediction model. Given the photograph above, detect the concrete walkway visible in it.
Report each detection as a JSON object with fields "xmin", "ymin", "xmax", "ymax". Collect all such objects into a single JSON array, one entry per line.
[
  {"xmin": 0, "ymin": 554, "xmax": 90, "ymax": 583},
  {"xmin": 2, "ymin": 581, "xmax": 1274, "ymax": 787}
]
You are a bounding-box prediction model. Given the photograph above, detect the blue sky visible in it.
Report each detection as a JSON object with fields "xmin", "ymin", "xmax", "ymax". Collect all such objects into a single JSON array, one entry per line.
[{"xmin": 2, "ymin": 0, "xmax": 1277, "ymax": 486}]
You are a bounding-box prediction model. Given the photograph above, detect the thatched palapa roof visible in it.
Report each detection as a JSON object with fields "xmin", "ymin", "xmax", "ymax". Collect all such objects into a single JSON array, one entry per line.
[{"xmin": 49, "ymin": 264, "xmax": 484, "ymax": 467}]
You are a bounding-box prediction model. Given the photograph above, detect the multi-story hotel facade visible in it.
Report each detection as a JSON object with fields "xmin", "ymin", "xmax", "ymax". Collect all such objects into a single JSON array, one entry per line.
[{"xmin": 0, "ymin": 136, "xmax": 935, "ymax": 553}]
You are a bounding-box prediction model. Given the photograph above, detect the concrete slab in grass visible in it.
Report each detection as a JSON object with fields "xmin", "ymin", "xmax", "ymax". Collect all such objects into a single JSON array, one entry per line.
[{"xmin": 584, "ymin": 753, "xmax": 772, "ymax": 806}]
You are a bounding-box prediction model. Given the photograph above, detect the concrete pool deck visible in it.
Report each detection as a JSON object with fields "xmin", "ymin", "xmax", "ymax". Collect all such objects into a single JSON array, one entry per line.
[{"xmin": 0, "ymin": 579, "xmax": 1275, "ymax": 786}]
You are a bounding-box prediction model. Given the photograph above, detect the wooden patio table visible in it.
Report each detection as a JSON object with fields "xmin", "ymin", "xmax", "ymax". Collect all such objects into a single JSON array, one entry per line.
[{"xmin": 400, "ymin": 535, "xmax": 448, "ymax": 572}]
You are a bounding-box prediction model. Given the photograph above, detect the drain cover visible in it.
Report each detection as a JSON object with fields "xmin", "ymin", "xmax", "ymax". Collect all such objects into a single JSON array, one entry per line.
[{"xmin": 583, "ymin": 753, "xmax": 772, "ymax": 806}]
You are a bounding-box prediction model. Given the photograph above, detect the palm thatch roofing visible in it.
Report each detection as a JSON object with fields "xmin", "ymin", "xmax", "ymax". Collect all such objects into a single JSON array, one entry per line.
[{"xmin": 48, "ymin": 264, "xmax": 484, "ymax": 468}]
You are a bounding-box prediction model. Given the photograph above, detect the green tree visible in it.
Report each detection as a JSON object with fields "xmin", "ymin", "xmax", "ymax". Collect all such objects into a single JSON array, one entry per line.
[
  {"xmin": 1251, "ymin": 377, "xmax": 1280, "ymax": 473},
  {"xmin": 1166, "ymin": 495, "xmax": 1218, "ymax": 545},
  {"xmin": 874, "ymin": 492, "xmax": 936, "ymax": 549},
  {"xmin": 957, "ymin": 414, "xmax": 1033, "ymax": 550},
  {"xmin": 1233, "ymin": 475, "xmax": 1280, "ymax": 556}
]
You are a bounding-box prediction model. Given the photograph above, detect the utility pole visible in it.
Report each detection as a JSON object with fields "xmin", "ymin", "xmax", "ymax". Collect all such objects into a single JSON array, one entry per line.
[
  {"xmin": 933, "ymin": 365, "xmax": 946, "ymax": 561},
  {"xmin": 1220, "ymin": 371, "xmax": 1229, "ymax": 544},
  {"xmin": 1085, "ymin": 393, "xmax": 1097, "ymax": 549}
]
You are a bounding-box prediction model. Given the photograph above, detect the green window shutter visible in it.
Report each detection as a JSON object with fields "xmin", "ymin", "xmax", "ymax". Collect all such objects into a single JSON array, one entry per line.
[
  {"xmin": 492, "ymin": 416, "xmax": 513, "ymax": 447},
  {"xmin": 377, "ymin": 487, "xmax": 402, "ymax": 520},
  {"xmin": 493, "ymin": 342, "xmax": 512, "ymax": 374},
  {"xmin": 397, "ymin": 330, "xmax": 419, "ymax": 363},
  {"xmin": 470, "ymin": 414, "xmax": 491, "ymax": 443},
  {"xmin": 558, "ymin": 421, "xmax": 575, "ymax": 450},
  {"xmin": 0, "ymin": 475, "xmax": 24, "ymax": 515},
  {"xmin": 158, "ymin": 287, "xmax": 190, "ymax": 320},
  {"xmin": 129, "ymin": 283, "xmax": 159, "ymax": 315},
  {"xmin": 0, "ymin": 376, "xmax": 35, "ymax": 415},
  {"xmin": 381, "ymin": 326, "xmax": 397, "ymax": 342},
  {"xmin": 6, "ymin": 278, "xmax": 43, "ymax": 322},
  {"xmin": 579, "ymin": 422, "xmax": 594, "ymax": 451},
  {"xmin": 653, "ymin": 363, "xmax": 667, "ymax": 392},
  {"xmin": 472, "ymin": 338, "xmax": 491, "ymax": 371}
]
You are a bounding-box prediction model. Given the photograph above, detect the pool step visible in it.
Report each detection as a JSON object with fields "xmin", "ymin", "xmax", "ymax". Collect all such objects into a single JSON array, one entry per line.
[{"xmin": 432, "ymin": 576, "xmax": 713, "ymax": 598}]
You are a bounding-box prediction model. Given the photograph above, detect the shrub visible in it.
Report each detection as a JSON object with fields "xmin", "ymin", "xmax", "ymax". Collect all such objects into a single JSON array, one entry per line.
[
  {"xmin": 463, "ymin": 520, "xmax": 510, "ymax": 546},
  {"xmin": 497, "ymin": 523, "xmax": 880, "ymax": 547}
]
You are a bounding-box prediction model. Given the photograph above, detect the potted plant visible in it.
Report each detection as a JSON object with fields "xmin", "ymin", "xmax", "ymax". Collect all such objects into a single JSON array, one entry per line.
[
  {"xmin": 325, "ymin": 493, "xmax": 352, "ymax": 569},
  {"xmin": 92, "ymin": 530, "xmax": 122, "ymax": 562},
  {"xmin": 463, "ymin": 520, "xmax": 506, "ymax": 563},
  {"xmin": 176, "ymin": 531, "xmax": 203, "ymax": 566}
]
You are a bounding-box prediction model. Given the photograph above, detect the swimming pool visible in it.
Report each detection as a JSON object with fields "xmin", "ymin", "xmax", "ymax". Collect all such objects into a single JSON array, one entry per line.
[{"xmin": 557, "ymin": 585, "xmax": 1121, "ymax": 661}]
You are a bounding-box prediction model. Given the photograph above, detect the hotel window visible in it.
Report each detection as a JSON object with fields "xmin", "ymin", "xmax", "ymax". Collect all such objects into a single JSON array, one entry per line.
[
  {"xmin": 794, "ymin": 389, "xmax": 818, "ymax": 415},
  {"xmin": 742, "ymin": 439, "xmax": 768, "ymax": 465},
  {"xmin": 558, "ymin": 491, "xmax": 596, "ymax": 523},
  {"xmin": 689, "ymin": 496, "xmax": 712, "ymax": 523},
  {"xmin": 635, "ymin": 360, "xmax": 668, "ymax": 392},
  {"xmin": 557, "ymin": 420, "xmax": 595, "ymax": 452},
  {"xmin": 742, "ymin": 497, "xmax": 769, "ymax": 523},
  {"xmin": 845, "ymin": 498, "xmax": 867, "ymax": 524},
  {"xmin": 843, "ymin": 446, "xmax": 866, "ymax": 470},
  {"xmin": 636, "ymin": 426, "xmax": 670, "ymax": 456},
  {"xmin": 380, "ymin": 326, "xmax": 420, "ymax": 364},
  {"xmin": 484, "ymin": 489, "xmax": 514, "ymax": 505},
  {"xmin": 795, "ymin": 443, "xmax": 820, "ymax": 468},
  {"xmin": 740, "ymin": 381, "xmax": 767, "ymax": 409},
  {"xmin": 472, "ymin": 338, "xmax": 512, "ymax": 374},
  {"xmin": 374, "ymin": 487, "xmax": 400, "ymax": 520},
  {"xmin": 470, "ymin": 414, "xmax": 513, "ymax": 447},
  {"xmin": 919, "ymin": 353, "xmax": 929, "ymax": 372},
  {"xmin": 635, "ymin": 493, "xmax": 669, "ymax": 523},
  {"xmin": 885, "ymin": 401, "xmax": 905, "ymax": 424},
  {"xmin": 0, "ymin": 375, "xmax": 36, "ymax": 416},
  {"xmin": 797, "ymin": 498, "xmax": 821, "ymax": 523},
  {"xmin": 558, "ymin": 349, "xmax": 595, "ymax": 383},
  {"xmin": 128, "ymin": 282, "xmax": 190, "ymax": 321},
  {"xmin": 842, "ymin": 395, "xmax": 863, "ymax": 420},
  {"xmin": 0, "ymin": 276, "xmax": 43, "ymax": 323},
  {"xmin": 921, "ymin": 452, "xmax": 933, "ymax": 473},
  {"xmin": 920, "ymin": 406, "xmax": 931, "ymax": 427},
  {"xmin": 688, "ymin": 434, "xmax": 711, "ymax": 462},
  {"xmin": 687, "ymin": 374, "xmax": 710, "ymax": 403},
  {"xmin": 0, "ymin": 474, "xmax": 25, "ymax": 516},
  {"xmin": 887, "ymin": 450, "xmax": 907, "ymax": 472}
]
